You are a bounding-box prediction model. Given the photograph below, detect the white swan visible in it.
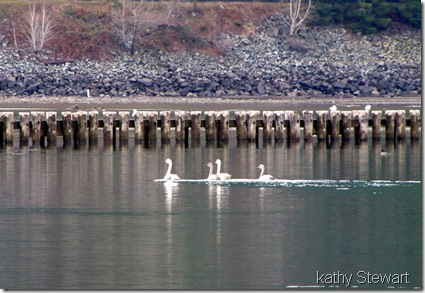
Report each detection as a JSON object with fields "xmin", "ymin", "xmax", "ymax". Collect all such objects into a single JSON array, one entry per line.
[
  {"xmin": 257, "ymin": 164, "xmax": 275, "ymax": 181},
  {"xmin": 215, "ymin": 159, "xmax": 232, "ymax": 180},
  {"xmin": 365, "ymin": 105, "xmax": 372, "ymax": 112},
  {"xmin": 206, "ymin": 162, "xmax": 220, "ymax": 180},
  {"xmin": 329, "ymin": 105, "xmax": 337, "ymax": 111},
  {"xmin": 163, "ymin": 158, "xmax": 180, "ymax": 180}
]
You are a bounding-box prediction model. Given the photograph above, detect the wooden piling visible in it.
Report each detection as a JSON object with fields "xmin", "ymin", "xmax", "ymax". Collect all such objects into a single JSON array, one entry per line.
[
  {"xmin": 371, "ymin": 111, "xmax": 381, "ymax": 140},
  {"xmin": 316, "ymin": 111, "xmax": 327, "ymax": 142},
  {"xmin": 0, "ymin": 112, "xmax": 14, "ymax": 145},
  {"xmin": 148, "ymin": 111, "xmax": 158, "ymax": 144},
  {"xmin": 217, "ymin": 111, "xmax": 229, "ymax": 143},
  {"xmin": 274, "ymin": 111, "xmax": 285, "ymax": 143},
  {"xmin": 302, "ymin": 111, "xmax": 313, "ymax": 143},
  {"xmin": 341, "ymin": 111, "xmax": 352, "ymax": 141},
  {"xmin": 160, "ymin": 111, "xmax": 171, "ymax": 144},
  {"xmin": 103, "ymin": 111, "xmax": 116, "ymax": 146},
  {"xmin": 262, "ymin": 111, "xmax": 273, "ymax": 143},
  {"xmin": 190, "ymin": 111, "xmax": 201, "ymax": 144},
  {"xmin": 329, "ymin": 111, "xmax": 340, "ymax": 142},
  {"xmin": 175, "ymin": 111, "xmax": 186, "ymax": 143},
  {"xmin": 19, "ymin": 112, "xmax": 30, "ymax": 145},
  {"xmin": 395, "ymin": 110, "xmax": 406, "ymax": 141},
  {"xmin": 235, "ymin": 111, "xmax": 247, "ymax": 142},
  {"xmin": 247, "ymin": 111, "xmax": 259, "ymax": 143},
  {"xmin": 30, "ymin": 112, "xmax": 45, "ymax": 146},
  {"xmin": 118, "ymin": 111, "xmax": 129, "ymax": 144},
  {"xmin": 286, "ymin": 111, "xmax": 300, "ymax": 142},
  {"xmin": 409, "ymin": 110, "xmax": 420, "ymax": 141},
  {"xmin": 133, "ymin": 111, "xmax": 144, "ymax": 144},
  {"xmin": 74, "ymin": 111, "xmax": 88, "ymax": 145},
  {"xmin": 46, "ymin": 112, "xmax": 57, "ymax": 146},
  {"xmin": 88, "ymin": 110, "xmax": 99, "ymax": 144},
  {"xmin": 385, "ymin": 111, "xmax": 395, "ymax": 141},
  {"xmin": 204, "ymin": 111, "xmax": 217, "ymax": 143},
  {"xmin": 353, "ymin": 110, "xmax": 368, "ymax": 141},
  {"xmin": 62, "ymin": 112, "xmax": 72, "ymax": 145}
]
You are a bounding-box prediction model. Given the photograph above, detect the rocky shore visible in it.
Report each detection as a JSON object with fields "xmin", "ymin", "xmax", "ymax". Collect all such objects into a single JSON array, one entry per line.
[{"xmin": 0, "ymin": 17, "xmax": 420, "ymax": 99}]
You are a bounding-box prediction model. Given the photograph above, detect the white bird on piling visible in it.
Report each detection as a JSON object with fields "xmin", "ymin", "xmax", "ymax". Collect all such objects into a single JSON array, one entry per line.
[
  {"xmin": 257, "ymin": 164, "xmax": 275, "ymax": 181},
  {"xmin": 132, "ymin": 109, "xmax": 138, "ymax": 117},
  {"xmin": 163, "ymin": 158, "xmax": 180, "ymax": 180},
  {"xmin": 215, "ymin": 159, "xmax": 231, "ymax": 180},
  {"xmin": 365, "ymin": 105, "xmax": 372, "ymax": 112},
  {"xmin": 206, "ymin": 162, "xmax": 220, "ymax": 180},
  {"xmin": 329, "ymin": 105, "xmax": 338, "ymax": 111},
  {"xmin": 381, "ymin": 149, "xmax": 389, "ymax": 156}
]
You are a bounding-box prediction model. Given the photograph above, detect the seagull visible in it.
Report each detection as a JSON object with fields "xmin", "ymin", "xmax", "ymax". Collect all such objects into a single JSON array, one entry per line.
[
  {"xmin": 365, "ymin": 105, "xmax": 372, "ymax": 111},
  {"xmin": 132, "ymin": 109, "xmax": 138, "ymax": 116},
  {"xmin": 329, "ymin": 105, "xmax": 337, "ymax": 111},
  {"xmin": 381, "ymin": 149, "xmax": 389, "ymax": 156}
]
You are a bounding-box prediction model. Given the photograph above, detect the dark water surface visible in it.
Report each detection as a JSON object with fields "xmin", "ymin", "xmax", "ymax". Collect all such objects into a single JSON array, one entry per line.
[{"xmin": 0, "ymin": 133, "xmax": 421, "ymax": 289}]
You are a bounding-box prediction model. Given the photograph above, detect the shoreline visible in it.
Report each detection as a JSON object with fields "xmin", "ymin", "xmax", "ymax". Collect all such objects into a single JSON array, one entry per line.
[{"xmin": 0, "ymin": 95, "xmax": 421, "ymax": 112}]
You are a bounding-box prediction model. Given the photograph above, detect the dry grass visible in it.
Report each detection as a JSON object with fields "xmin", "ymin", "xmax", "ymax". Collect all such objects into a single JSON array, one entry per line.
[{"xmin": 0, "ymin": 1, "xmax": 283, "ymax": 60}]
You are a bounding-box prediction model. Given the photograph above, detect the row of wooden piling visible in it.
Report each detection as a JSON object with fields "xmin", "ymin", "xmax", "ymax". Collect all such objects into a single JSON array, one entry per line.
[{"xmin": 0, "ymin": 109, "xmax": 421, "ymax": 147}]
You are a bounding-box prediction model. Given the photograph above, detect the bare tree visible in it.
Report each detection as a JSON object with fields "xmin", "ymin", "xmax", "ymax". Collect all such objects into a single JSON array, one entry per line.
[
  {"xmin": 112, "ymin": 0, "xmax": 169, "ymax": 55},
  {"xmin": 284, "ymin": 0, "xmax": 312, "ymax": 36},
  {"xmin": 24, "ymin": 2, "xmax": 55, "ymax": 52}
]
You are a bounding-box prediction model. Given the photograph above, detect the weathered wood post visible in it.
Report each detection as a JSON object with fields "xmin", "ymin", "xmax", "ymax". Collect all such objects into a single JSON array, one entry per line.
[
  {"xmin": 175, "ymin": 111, "xmax": 186, "ymax": 144},
  {"xmin": 133, "ymin": 111, "xmax": 144, "ymax": 144},
  {"xmin": 62, "ymin": 112, "xmax": 72, "ymax": 146},
  {"xmin": 409, "ymin": 110, "xmax": 420, "ymax": 141},
  {"xmin": 235, "ymin": 111, "xmax": 247, "ymax": 143},
  {"xmin": 217, "ymin": 111, "xmax": 229, "ymax": 143},
  {"xmin": 286, "ymin": 111, "xmax": 300, "ymax": 143},
  {"xmin": 340, "ymin": 111, "xmax": 352, "ymax": 142},
  {"xmin": 19, "ymin": 112, "xmax": 30, "ymax": 146},
  {"xmin": 147, "ymin": 111, "xmax": 158, "ymax": 144},
  {"xmin": 274, "ymin": 111, "xmax": 285, "ymax": 143},
  {"xmin": 204, "ymin": 111, "xmax": 217, "ymax": 143},
  {"xmin": 118, "ymin": 111, "xmax": 129, "ymax": 144},
  {"xmin": 30, "ymin": 111, "xmax": 45, "ymax": 146},
  {"xmin": 329, "ymin": 111, "xmax": 340, "ymax": 143},
  {"xmin": 103, "ymin": 111, "xmax": 116, "ymax": 146},
  {"xmin": 385, "ymin": 110, "xmax": 395, "ymax": 141},
  {"xmin": 353, "ymin": 110, "xmax": 368, "ymax": 141},
  {"xmin": 0, "ymin": 112, "xmax": 14, "ymax": 145},
  {"xmin": 88, "ymin": 110, "xmax": 99, "ymax": 144},
  {"xmin": 75, "ymin": 111, "xmax": 88, "ymax": 145},
  {"xmin": 316, "ymin": 111, "xmax": 327, "ymax": 142},
  {"xmin": 46, "ymin": 112, "xmax": 57, "ymax": 147},
  {"xmin": 395, "ymin": 110, "xmax": 406, "ymax": 141},
  {"xmin": 302, "ymin": 110, "xmax": 313, "ymax": 142},
  {"xmin": 262, "ymin": 111, "xmax": 273, "ymax": 143},
  {"xmin": 160, "ymin": 111, "xmax": 171, "ymax": 144},
  {"xmin": 371, "ymin": 111, "xmax": 382, "ymax": 140},
  {"xmin": 190, "ymin": 111, "xmax": 201, "ymax": 144},
  {"xmin": 247, "ymin": 111, "xmax": 259, "ymax": 143}
]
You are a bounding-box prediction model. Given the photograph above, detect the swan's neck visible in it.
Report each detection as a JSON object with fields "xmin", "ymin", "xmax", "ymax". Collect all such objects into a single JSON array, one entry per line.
[
  {"xmin": 216, "ymin": 161, "xmax": 221, "ymax": 174},
  {"xmin": 259, "ymin": 167, "xmax": 264, "ymax": 178},
  {"xmin": 165, "ymin": 162, "xmax": 172, "ymax": 177}
]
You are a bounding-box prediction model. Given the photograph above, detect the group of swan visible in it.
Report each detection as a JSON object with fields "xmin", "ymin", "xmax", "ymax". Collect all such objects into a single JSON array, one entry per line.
[{"xmin": 163, "ymin": 158, "xmax": 275, "ymax": 181}]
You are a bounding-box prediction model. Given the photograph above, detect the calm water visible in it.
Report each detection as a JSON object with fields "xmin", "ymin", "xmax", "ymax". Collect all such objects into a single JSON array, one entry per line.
[{"xmin": 0, "ymin": 131, "xmax": 421, "ymax": 289}]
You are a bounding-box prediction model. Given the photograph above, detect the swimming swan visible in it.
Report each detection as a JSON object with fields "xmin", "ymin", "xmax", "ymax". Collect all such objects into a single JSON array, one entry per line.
[
  {"xmin": 163, "ymin": 158, "xmax": 180, "ymax": 180},
  {"xmin": 206, "ymin": 162, "xmax": 220, "ymax": 180},
  {"xmin": 257, "ymin": 164, "xmax": 275, "ymax": 181},
  {"xmin": 215, "ymin": 159, "xmax": 232, "ymax": 180}
]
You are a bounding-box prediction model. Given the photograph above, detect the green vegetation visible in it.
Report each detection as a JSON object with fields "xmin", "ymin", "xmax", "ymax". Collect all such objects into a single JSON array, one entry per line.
[{"xmin": 312, "ymin": 0, "xmax": 421, "ymax": 34}]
